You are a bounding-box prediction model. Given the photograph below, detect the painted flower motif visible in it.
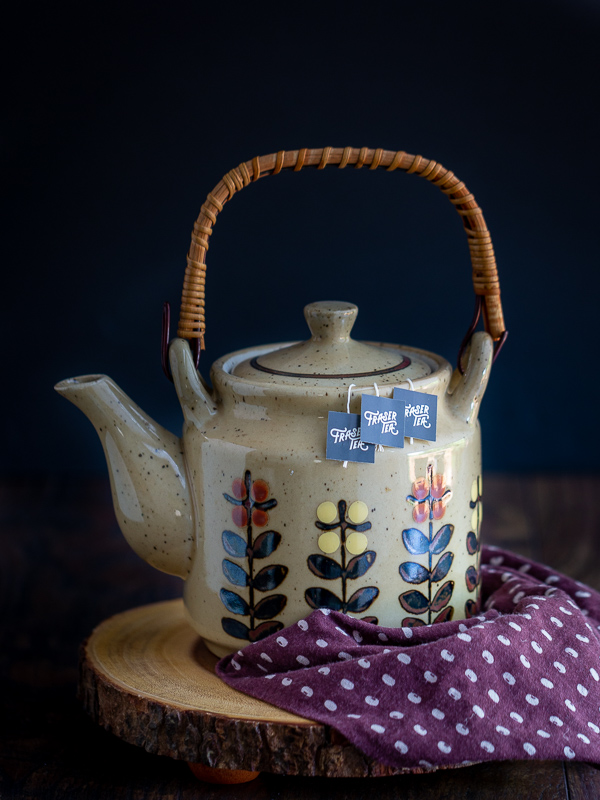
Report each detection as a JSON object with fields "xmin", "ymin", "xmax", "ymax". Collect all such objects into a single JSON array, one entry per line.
[
  {"xmin": 306, "ymin": 499, "xmax": 379, "ymax": 620},
  {"xmin": 316, "ymin": 500, "xmax": 370, "ymax": 554},
  {"xmin": 400, "ymin": 464, "xmax": 455, "ymax": 627},
  {"xmin": 220, "ymin": 470, "xmax": 287, "ymax": 643},
  {"xmin": 225, "ymin": 473, "xmax": 277, "ymax": 528},
  {"xmin": 408, "ymin": 466, "xmax": 452, "ymax": 522}
]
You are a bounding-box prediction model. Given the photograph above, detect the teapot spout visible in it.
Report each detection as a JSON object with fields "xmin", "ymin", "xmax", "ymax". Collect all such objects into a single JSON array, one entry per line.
[{"xmin": 55, "ymin": 375, "xmax": 193, "ymax": 578}]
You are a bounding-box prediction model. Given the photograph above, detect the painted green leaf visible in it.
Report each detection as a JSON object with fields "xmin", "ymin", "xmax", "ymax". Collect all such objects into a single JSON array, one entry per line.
[
  {"xmin": 222, "ymin": 529, "xmax": 247, "ymax": 558},
  {"xmin": 430, "ymin": 580, "xmax": 454, "ymax": 612},
  {"xmin": 430, "ymin": 524, "xmax": 454, "ymax": 555},
  {"xmin": 465, "ymin": 598, "xmax": 478, "ymax": 618},
  {"xmin": 401, "ymin": 616, "xmax": 427, "ymax": 628},
  {"xmin": 399, "ymin": 561, "xmax": 430, "ymax": 584},
  {"xmin": 466, "ymin": 531, "xmax": 479, "ymax": 556},
  {"xmin": 346, "ymin": 586, "xmax": 379, "ymax": 613},
  {"xmin": 399, "ymin": 589, "xmax": 429, "ymax": 614},
  {"xmin": 249, "ymin": 620, "xmax": 284, "ymax": 642},
  {"xmin": 254, "ymin": 564, "xmax": 288, "ymax": 592},
  {"xmin": 431, "ymin": 551, "xmax": 454, "ymax": 583},
  {"xmin": 345, "ymin": 551, "xmax": 376, "ymax": 580},
  {"xmin": 402, "ymin": 528, "xmax": 430, "ymax": 555},
  {"xmin": 254, "ymin": 594, "xmax": 287, "ymax": 620},
  {"xmin": 352, "ymin": 521, "xmax": 373, "ymax": 533},
  {"xmin": 219, "ymin": 588, "xmax": 250, "ymax": 616},
  {"xmin": 251, "ymin": 530, "xmax": 281, "ymax": 559},
  {"xmin": 221, "ymin": 617, "xmax": 250, "ymax": 639},
  {"xmin": 223, "ymin": 493, "xmax": 243, "ymax": 507},
  {"xmin": 433, "ymin": 606, "xmax": 454, "ymax": 624},
  {"xmin": 222, "ymin": 559, "xmax": 249, "ymax": 587},
  {"xmin": 256, "ymin": 497, "xmax": 278, "ymax": 511},
  {"xmin": 305, "ymin": 586, "xmax": 343, "ymax": 611},
  {"xmin": 307, "ymin": 554, "xmax": 342, "ymax": 580},
  {"xmin": 465, "ymin": 565, "xmax": 479, "ymax": 592}
]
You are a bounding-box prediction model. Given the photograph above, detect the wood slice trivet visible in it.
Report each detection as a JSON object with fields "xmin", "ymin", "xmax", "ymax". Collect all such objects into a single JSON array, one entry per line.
[{"xmin": 78, "ymin": 599, "xmax": 435, "ymax": 778}]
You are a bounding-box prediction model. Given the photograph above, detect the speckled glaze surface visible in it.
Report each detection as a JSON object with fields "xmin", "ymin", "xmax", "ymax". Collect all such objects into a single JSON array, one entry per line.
[{"xmin": 56, "ymin": 302, "xmax": 493, "ymax": 657}]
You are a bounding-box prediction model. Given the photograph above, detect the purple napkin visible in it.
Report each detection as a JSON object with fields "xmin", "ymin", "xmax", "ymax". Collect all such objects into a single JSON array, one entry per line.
[{"xmin": 217, "ymin": 546, "xmax": 600, "ymax": 769}]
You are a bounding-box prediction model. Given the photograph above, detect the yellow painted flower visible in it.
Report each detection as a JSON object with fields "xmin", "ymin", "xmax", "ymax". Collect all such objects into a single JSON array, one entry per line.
[
  {"xmin": 346, "ymin": 531, "xmax": 368, "ymax": 554},
  {"xmin": 315, "ymin": 499, "xmax": 372, "ymax": 554},
  {"xmin": 318, "ymin": 531, "xmax": 340, "ymax": 553},
  {"xmin": 317, "ymin": 501, "xmax": 338, "ymax": 524},
  {"xmin": 348, "ymin": 500, "xmax": 368, "ymax": 524}
]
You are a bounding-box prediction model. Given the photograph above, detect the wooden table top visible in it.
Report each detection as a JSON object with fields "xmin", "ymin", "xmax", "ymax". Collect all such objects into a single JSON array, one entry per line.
[{"xmin": 1, "ymin": 474, "xmax": 599, "ymax": 799}]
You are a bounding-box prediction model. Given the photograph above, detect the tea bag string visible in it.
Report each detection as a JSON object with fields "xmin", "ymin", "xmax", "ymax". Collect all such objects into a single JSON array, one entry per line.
[
  {"xmin": 401, "ymin": 378, "xmax": 415, "ymax": 445},
  {"xmin": 343, "ymin": 383, "xmax": 357, "ymax": 468},
  {"xmin": 346, "ymin": 383, "xmax": 356, "ymax": 414},
  {"xmin": 373, "ymin": 383, "xmax": 384, "ymax": 451}
]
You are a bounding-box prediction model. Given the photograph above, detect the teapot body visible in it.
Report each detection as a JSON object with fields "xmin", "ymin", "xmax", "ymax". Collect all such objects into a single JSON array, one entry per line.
[{"xmin": 182, "ymin": 341, "xmax": 484, "ymax": 657}]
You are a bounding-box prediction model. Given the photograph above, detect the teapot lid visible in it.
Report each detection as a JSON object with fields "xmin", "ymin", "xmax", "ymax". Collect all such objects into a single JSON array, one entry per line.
[{"xmin": 230, "ymin": 301, "xmax": 437, "ymax": 387}]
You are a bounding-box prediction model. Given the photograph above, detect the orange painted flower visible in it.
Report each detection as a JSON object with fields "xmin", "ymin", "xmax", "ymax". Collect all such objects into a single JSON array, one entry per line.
[
  {"xmin": 251, "ymin": 507, "xmax": 269, "ymax": 527},
  {"xmin": 251, "ymin": 480, "xmax": 270, "ymax": 503},
  {"xmin": 231, "ymin": 505, "xmax": 248, "ymax": 527},
  {"xmin": 407, "ymin": 466, "xmax": 452, "ymax": 522},
  {"xmin": 231, "ymin": 477, "xmax": 247, "ymax": 500},
  {"xmin": 224, "ymin": 471, "xmax": 277, "ymax": 529},
  {"xmin": 412, "ymin": 501, "xmax": 429, "ymax": 524}
]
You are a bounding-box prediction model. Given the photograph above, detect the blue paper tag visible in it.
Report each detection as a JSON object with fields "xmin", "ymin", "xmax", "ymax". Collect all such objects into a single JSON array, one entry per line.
[
  {"xmin": 360, "ymin": 394, "xmax": 405, "ymax": 448},
  {"xmin": 326, "ymin": 411, "xmax": 376, "ymax": 463},
  {"xmin": 392, "ymin": 388, "xmax": 437, "ymax": 441}
]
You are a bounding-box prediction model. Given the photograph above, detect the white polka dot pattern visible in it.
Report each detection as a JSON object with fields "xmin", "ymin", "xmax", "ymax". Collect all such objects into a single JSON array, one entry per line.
[{"xmin": 218, "ymin": 546, "xmax": 600, "ymax": 771}]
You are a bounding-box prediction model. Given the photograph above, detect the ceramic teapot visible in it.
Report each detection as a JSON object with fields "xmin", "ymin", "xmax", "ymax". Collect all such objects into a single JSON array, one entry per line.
[{"xmin": 56, "ymin": 147, "xmax": 506, "ymax": 657}]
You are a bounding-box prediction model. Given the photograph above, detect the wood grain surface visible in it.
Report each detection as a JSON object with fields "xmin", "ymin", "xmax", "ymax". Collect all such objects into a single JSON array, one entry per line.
[
  {"xmin": 1, "ymin": 475, "xmax": 600, "ymax": 798},
  {"xmin": 78, "ymin": 599, "xmax": 437, "ymax": 777}
]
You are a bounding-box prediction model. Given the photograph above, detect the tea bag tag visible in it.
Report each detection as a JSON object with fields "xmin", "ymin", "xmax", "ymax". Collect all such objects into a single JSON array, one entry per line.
[
  {"xmin": 326, "ymin": 411, "xmax": 376, "ymax": 463},
  {"xmin": 326, "ymin": 386, "xmax": 375, "ymax": 465},
  {"xmin": 360, "ymin": 393, "xmax": 405, "ymax": 448},
  {"xmin": 393, "ymin": 387, "xmax": 438, "ymax": 442}
]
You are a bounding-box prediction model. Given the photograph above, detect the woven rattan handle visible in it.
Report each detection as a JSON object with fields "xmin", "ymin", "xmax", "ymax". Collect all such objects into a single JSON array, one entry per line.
[{"xmin": 178, "ymin": 147, "xmax": 505, "ymax": 352}]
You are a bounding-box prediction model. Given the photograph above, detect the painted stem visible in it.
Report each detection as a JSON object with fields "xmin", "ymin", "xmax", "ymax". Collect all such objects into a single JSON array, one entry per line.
[
  {"xmin": 339, "ymin": 500, "xmax": 348, "ymax": 607},
  {"xmin": 428, "ymin": 517, "xmax": 433, "ymax": 624}
]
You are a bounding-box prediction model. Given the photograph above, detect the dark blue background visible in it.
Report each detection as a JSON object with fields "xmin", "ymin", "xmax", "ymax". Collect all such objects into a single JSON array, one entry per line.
[{"xmin": 4, "ymin": 0, "xmax": 599, "ymax": 474}]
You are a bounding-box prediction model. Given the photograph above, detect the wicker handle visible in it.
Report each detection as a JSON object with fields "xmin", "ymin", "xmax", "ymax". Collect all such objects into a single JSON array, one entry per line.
[{"xmin": 178, "ymin": 147, "xmax": 505, "ymax": 350}]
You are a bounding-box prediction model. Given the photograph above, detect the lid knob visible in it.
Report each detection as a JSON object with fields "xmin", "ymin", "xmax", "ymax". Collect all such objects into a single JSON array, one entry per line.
[{"xmin": 304, "ymin": 301, "xmax": 358, "ymax": 344}]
